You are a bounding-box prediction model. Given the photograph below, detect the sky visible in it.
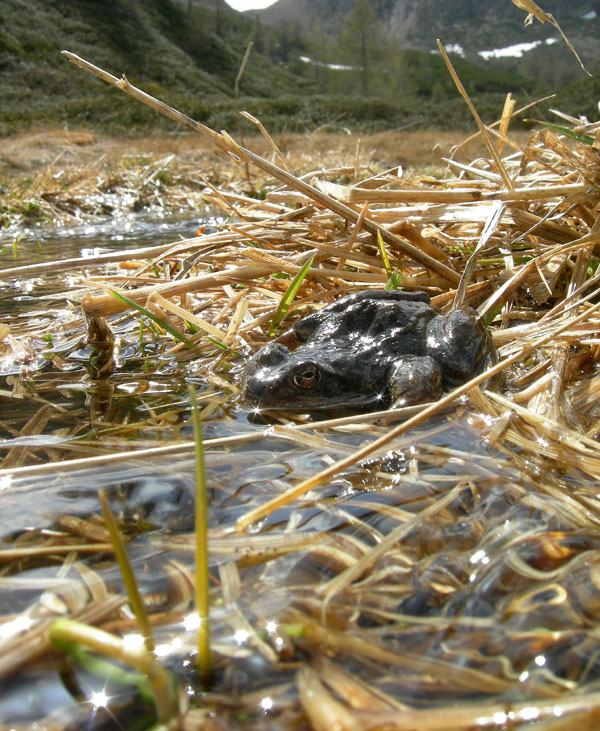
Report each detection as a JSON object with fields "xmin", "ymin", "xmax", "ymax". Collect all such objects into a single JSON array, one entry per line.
[{"xmin": 224, "ymin": 0, "xmax": 279, "ymax": 10}]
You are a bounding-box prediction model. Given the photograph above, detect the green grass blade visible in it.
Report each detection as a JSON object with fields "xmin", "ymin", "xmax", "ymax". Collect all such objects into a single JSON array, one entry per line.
[
  {"xmin": 110, "ymin": 290, "xmax": 198, "ymax": 349},
  {"xmin": 528, "ymin": 120, "xmax": 595, "ymax": 145},
  {"xmin": 377, "ymin": 231, "xmax": 393, "ymax": 278},
  {"xmin": 385, "ymin": 271, "xmax": 402, "ymax": 290},
  {"xmin": 188, "ymin": 386, "xmax": 212, "ymax": 682},
  {"xmin": 482, "ymin": 299, "xmax": 503, "ymax": 327},
  {"xmin": 268, "ymin": 255, "xmax": 314, "ymax": 337},
  {"xmin": 99, "ymin": 490, "xmax": 155, "ymax": 653},
  {"xmin": 206, "ymin": 335, "xmax": 243, "ymax": 358}
]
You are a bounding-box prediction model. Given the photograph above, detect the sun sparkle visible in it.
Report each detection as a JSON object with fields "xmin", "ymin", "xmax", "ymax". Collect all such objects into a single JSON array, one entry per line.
[
  {"xmin": 183, "ymin": 612, "xmax": 200, "ymax": 631},
  {"xmin": 261, "ymin": 696, "xmax": 274, "ymax": 711},
  {"xmin": 234, "ymin": 628, "xmax": 250, "ymax": 644},
  {"xmin": 0, "ymin": 615, "xmax": 33, "ymax": 639},
  {"xmin": 90, "ymin": 690, "xmax": 110, "ymax": 709}
]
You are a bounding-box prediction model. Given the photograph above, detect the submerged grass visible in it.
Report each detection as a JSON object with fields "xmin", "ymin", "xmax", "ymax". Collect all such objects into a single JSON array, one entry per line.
[
  {"xmin": 2, "ymin": 41, "xmax": 600, "ymax": 730},
  {"xmin": 49, "ymin": 618, "xmax": 175, "ymax": 723},
  {"xmin": 99, "ymin": 489, "xmax": 155, "ymax": 653},
  {"xmin": 189, "ymin": 385, "xmax": 212, "ymax": 683},
  {"xmin": 111, "ymin": 289, "xmax": 199, "ymax": 350}
]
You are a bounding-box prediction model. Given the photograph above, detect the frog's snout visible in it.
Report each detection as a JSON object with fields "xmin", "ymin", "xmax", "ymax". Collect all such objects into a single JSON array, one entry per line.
[
  {"xmin": 251, "ymin": 343, "xmax": 289, "ymax": 369},
  {"xmin": 245, "ymin": 343, "xmax": 291, "ymax": 406}
]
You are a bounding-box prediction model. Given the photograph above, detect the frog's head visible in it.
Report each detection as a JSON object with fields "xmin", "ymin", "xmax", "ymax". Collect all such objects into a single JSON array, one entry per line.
[{"xmin": 244, "ymin": 342, "xmax": 384, "ymax": 413}]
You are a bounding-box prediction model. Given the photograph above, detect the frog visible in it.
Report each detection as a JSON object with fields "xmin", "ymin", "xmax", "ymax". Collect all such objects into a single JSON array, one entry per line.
[{"xmin": 244, "ymin": 290, "xmax": 497, "ymax": 413}]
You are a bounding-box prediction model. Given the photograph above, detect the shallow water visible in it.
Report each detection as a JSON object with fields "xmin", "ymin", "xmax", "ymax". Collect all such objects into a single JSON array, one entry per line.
[
  {"xmin": 4, "ymin": 416, "xmax": 600, "ymax": 727},
  {"xmin": 0, "ymin": 210, "xmax": 220, "ymax": 315},
  {"xmin": 1, "ymin": 208, "xmax": 213, "ymax": 261},
  {"xmin": 2, "ymin": 218, "xmax": 600, "ymax": 728}
]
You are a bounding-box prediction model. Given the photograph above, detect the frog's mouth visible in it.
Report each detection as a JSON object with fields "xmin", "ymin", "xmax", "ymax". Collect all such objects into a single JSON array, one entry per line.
[
  {"xmin": 245, "ymin": 384, "xmax": 389, "ymax": 416},
  {"xmin": 289, "ymin": 392, "xmax": 388, "ymax": 413}
]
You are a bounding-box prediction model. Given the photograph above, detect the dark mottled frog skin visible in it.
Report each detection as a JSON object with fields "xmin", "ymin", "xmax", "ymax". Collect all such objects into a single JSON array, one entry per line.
[{"xmin": 245, "ymin": 290, "xmax": 497, "ymax": 413}]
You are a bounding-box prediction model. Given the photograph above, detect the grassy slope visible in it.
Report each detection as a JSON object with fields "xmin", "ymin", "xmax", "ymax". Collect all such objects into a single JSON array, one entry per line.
[
  {"xmin": 0, "ymin": 0, "xmax": 313, "ymax": 134},
  {"xmin": 0, "ymin": 0, "xmax": 597, "ymax": 137}
]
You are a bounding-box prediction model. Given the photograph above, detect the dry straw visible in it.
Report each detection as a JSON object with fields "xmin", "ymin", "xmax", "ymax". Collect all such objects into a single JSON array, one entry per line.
[{"xmin": 1, "ymin": 30, "xmax": 600, "ymax": 728}]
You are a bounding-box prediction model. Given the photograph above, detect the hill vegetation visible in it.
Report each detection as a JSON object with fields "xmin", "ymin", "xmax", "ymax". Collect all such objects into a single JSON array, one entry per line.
[
  {"xmin": 0, "ymin": 0, "xmax": 316, "ymax": 134},
  {"xmin": 0, "ymin": 0, "xmax": 598, "ymax": 137}
]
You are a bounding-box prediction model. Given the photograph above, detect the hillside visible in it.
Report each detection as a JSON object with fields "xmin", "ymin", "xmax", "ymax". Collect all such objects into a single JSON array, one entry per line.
[
  {"xmin": 0, "ymin": 0, "xmax": 312, "ymax": 134},
  {"xmin": 256, "ymin": 0, "xmax": 598, "ymax": 54}
]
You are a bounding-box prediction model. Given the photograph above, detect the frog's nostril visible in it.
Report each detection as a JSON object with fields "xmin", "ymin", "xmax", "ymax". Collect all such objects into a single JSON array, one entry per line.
[{"xmin": 256, "ymin": 343, "xmax": 289, "ymax": 367}]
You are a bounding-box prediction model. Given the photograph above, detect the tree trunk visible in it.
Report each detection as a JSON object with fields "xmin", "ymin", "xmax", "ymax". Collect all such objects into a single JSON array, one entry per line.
[
  {"xmin": 360, "ymin": 28, "xmax": 368, "ymax": 96},
  {"xmin": 215, "ymin": 0, "xmax": 222, "ymax": 36}
]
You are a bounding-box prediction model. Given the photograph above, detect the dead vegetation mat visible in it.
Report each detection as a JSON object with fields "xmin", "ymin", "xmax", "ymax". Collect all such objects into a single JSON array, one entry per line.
[{"xmin": 2, "ymin": 84, "xmax": 600, "ymax": 729}]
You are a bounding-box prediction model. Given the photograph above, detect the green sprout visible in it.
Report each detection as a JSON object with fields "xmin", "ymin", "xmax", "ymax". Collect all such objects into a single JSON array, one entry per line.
[{"xmin": 268, "ymin": 255, "xmax": 314, "ymax": 337}]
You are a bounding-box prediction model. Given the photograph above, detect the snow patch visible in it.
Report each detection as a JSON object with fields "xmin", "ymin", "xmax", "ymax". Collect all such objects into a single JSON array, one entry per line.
[
  {"xmin": 299, "ymin": 55, "xmax": 356, "ymax": 71},
  {"xmin": 479, "ymin": 37, "xmax": 557, "ymax": 60}
]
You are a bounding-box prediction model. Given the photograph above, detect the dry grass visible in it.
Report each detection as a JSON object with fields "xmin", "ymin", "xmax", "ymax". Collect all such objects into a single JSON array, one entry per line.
[
  {"xmin": 0, "ymin": 128, "xmax": 526, "ymax": 231},
  {"xmin": 2, "ymin": 62, "xmax": 600, "ymax": 728},
  {"xmin": 0, "ymin": 128, "xmax": 503, "ymax": 174}
]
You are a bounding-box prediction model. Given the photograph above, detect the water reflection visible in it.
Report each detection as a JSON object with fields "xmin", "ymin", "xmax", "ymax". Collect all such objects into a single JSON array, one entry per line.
[
  {"xmin": 2, "ymin": 418, "xmax": 600, "ymax": 725},
  {"xmin": 1, "ymin": 209, "xmax": 219, "ymax": 260}
]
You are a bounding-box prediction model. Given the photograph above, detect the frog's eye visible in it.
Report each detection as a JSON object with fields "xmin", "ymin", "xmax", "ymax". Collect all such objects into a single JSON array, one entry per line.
[{"xmin": 292, "ymin": 365, "xmax": 321, "ymax": 389}]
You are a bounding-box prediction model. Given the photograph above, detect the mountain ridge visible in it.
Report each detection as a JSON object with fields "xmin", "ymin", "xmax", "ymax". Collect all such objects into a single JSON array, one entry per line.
[{"xmin": 254, "ymin": 0, "xmax": 599, "ymax": 67}]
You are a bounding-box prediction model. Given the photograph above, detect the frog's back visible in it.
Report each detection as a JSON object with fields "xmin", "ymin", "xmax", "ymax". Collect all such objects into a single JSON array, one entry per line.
[{"xmin": 294, "ymin": 290, "xmax": 435, "ymax": 348}]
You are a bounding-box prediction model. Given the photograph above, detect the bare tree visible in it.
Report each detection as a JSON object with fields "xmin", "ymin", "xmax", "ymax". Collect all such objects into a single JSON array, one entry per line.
[
  {"xmin": 340, "ymin": 0, "xmax": 375, "ymax": 97},
  {"xmin": 215, "ymin": 0, "xmax": 222, "ymax": 37}
]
